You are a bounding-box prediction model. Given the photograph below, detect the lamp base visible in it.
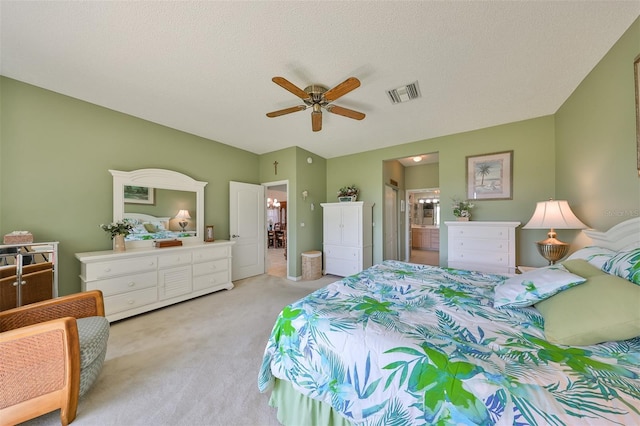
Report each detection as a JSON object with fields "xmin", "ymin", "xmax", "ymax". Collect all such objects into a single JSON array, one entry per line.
[{"xmin": 535, "ymin": 237, "xmax": 569, "ymax": 265}]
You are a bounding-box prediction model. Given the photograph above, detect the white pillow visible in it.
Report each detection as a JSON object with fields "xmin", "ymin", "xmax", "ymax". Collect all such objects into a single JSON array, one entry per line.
[
  {"xmin": 151, "ymin": 221, "xmax": 167, "ymax": 231},
  {"xmin": 602, "ymin": 246, "xmax": 640, "ymax": 285},
  {"xmin": 566, "ymin": 246, "xmax": 615, "ymax": 269},
  {"xmin": 493, "ymin": 264, "xmax": 587, "ymax": 308}
]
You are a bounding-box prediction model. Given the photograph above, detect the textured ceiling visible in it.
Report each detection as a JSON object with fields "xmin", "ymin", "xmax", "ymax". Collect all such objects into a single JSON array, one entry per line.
[{"xmin": 2, "ymin": 1, "xmax": 639, "ymax": 159}]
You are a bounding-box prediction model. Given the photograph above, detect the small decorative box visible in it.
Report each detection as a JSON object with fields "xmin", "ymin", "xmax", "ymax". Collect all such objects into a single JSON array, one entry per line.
[
  {"xmin": 153, "ymin": 239, "xmax": 183, "ymax": 248},
  {"xmin": 4, "ymin": 231, "xmax": 34, "ymax": 244}
]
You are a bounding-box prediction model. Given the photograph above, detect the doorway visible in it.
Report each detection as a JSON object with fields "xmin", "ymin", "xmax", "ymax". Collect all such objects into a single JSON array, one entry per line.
[
  {"xmin": 406, "ymin": 188, "xmax": 440, "ymax": 266},
  {"xmin": 264, "ymin": 181, "xmax": 288, "ymax": 277}
]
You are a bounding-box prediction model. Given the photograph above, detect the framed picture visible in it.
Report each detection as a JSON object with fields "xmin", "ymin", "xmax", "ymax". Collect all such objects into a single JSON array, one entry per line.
[
  {"xmin": 124, "ymin": 185, "xmax": 154, "ymax": 204},
  {"xmin": 205, "ymin": 225, "xmax": 215, "ymax": 242},
  {"xmin": 466, "ymin": 150, "xmax": 513, "ymax": 200},
  {"xmin": 634, "ymin": 54, "xmax": 640, "ymax": 175}
]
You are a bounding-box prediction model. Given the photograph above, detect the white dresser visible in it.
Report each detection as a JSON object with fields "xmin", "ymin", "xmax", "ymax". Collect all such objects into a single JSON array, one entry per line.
[
  {"xmin": 321, "ymin": 202, "xmax": 374, "ymax": 277},
  {"xmin": 76, "ymin": 241, "xmax": 234, "ymax": 322},
  {"xmin": 446, "ymin": 221, "xmax": 520, "ymax": 274}
]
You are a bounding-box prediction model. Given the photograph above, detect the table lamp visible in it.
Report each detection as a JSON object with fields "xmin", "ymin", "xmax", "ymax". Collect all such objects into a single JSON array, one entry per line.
[
  {"xmin": 175, "ymin": 209, "xmax": 191, "ymax": 232},
  {"xmin": 523, "ymin": 200, "xmax": 587, "ymax": 264}
]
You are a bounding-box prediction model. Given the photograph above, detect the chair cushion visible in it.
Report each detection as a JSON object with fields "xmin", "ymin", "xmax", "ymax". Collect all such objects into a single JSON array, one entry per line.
[{"xmin": 77, "ymin": 316, "xmax": 109, "ymax": 369}]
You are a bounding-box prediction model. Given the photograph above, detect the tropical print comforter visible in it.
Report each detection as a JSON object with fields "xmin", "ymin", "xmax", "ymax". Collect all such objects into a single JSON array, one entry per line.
[{"xmin": 259, "ymin": 260, "xmax": 640, "ymax": 425}]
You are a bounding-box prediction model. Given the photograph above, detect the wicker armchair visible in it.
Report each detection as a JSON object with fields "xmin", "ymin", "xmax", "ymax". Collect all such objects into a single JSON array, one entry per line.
[{"xmin": 0, "ymin": 290, "xmax": 109, "ymax": 426}]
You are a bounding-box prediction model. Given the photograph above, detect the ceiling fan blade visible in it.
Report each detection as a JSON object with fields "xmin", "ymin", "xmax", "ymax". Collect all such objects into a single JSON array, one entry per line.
[
  {"xmin": 311, "ymin": 111, "xmax": 322, "ymax": 132},
  {"xmin": 266, "ymin": 105, "xmax": 307, "ymax": 118},
  {"xmin": 323, "ymin": 77, "xmax": 361, "ymax": 102},
  {"xmin": 272, "ymin": 77, "xmax": 311, "ymax": 100},
  {"xmin": 326, "ymin": 105, "xmax": 366, "ymax": 120}
]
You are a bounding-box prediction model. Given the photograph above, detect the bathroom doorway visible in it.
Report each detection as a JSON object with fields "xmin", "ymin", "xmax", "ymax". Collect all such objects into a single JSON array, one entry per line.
[{"xmin": 406, "ymin": 188, "xmax": 440, "ymax": 266}]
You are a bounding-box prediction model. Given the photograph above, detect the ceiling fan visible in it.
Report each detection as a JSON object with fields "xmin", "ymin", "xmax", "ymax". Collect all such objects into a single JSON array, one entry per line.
[{"xmin": 266, "ymin": 76, "xmax": 365, "ymax": 132}]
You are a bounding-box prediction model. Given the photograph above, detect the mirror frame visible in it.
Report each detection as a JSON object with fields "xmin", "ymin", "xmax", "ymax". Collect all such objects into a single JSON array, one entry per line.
[{"xmin": 110, "ymin": 169, "xmax": 207, "ymax": 248}]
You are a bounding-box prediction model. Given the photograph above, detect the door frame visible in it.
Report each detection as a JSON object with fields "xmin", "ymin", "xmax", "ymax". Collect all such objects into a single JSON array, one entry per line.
[
  {"xmin": 405, "ymin": 187, "xmax": 440, "ymax": 262},
  {"xmin": 263, "ymin": 180, "xmax": 289, "ymax": 278}
]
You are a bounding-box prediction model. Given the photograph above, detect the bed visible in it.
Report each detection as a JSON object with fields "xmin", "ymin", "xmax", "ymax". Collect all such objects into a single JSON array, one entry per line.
[
  {"xmin": 123, "ymin": 213, "xmax": 193, "ymax": 241},
  {"xmin": 259, "ymin": 218, "xmax": 640, "ymax": 425}
]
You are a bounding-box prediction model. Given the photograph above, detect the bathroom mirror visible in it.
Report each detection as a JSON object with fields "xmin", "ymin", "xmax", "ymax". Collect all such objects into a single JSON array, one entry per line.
[{"xmin": 110, "ymin": 169, "xmax": 207, "ymax": 248}]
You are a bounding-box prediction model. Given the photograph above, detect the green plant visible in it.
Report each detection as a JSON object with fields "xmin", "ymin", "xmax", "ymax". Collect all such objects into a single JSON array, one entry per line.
[
  {"xmin": 452, "ymin": 198, "xmax": 474, "ymax": 217},
  {"xmin": 338, "ymin": 185, "xmax": 359, "ymax": 197},
  {"xmin": 100, "ymin": 220, "xmax": 134, "ymax": 239}
]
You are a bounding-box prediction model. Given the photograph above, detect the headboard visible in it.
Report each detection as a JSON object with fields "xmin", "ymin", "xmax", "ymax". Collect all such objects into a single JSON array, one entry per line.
[
  {"xmin": 124, "ymin": 213, "xmax": 171, "ymax": 228},
  {"xmin": 583, "ymin": 217, "xmax": 640, "ymax": 251}
]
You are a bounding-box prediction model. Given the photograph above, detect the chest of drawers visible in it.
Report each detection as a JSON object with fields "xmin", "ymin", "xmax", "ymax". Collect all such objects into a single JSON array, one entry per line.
[
  {"xmin": 446, "ymin": 221, "xmax": 520, "ymax": 274},
  {"xmin": 76, "ymin": 241, "xmax": 234, "ymax": 321}
]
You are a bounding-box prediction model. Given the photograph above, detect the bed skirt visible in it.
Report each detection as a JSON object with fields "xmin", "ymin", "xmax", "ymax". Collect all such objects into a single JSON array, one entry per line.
[{"xmin": 269, "ymin": 379, "xmax": 351, "ymax": 426}]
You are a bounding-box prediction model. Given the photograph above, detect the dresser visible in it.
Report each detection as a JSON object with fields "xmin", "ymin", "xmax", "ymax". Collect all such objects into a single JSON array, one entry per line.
[
  {"xmin": 321, "ymin": 202, "xmax": 374, "ymax": 277},
  {"xmin": 76, "ymin": 241, "xmax": 234, "ymax": 322},
  {"xmin": 446, "ymin": 221, "xmax": 520, "ymax": 274}
]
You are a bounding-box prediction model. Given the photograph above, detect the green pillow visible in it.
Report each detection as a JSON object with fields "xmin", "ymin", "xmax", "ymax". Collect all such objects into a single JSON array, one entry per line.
[
  {"xmin": 535, "ymin": 273, "xmax": 640, "ymax": 346},
  {"xmin": 561, "ymin": 259, "xmax": 607, "ymax": 278},
  {"xmin": 143, "ymin": 223, "xmax": 157, "ymax": 233}
]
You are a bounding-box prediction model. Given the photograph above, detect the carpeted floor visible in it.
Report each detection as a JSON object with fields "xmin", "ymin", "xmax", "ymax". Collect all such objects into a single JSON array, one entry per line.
[{"xmin": 23, "ymin": 273, "xmax": 339, "ymax": 426}]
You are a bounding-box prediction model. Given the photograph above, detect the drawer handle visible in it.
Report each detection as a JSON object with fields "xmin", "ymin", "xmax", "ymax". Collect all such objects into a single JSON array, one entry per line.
[
  {"xmin": 128, "ymin": 282, "xmax": 135, "ymax": 287},
  {"xmin": 104, "ymin": 267, "xmax": 112, "ymax": 272},
  {"xmin": 127, "ymin": 299, "xmax": 135, "ymax": 305},
  {"xmin": 210, "ymin": 264, "xmax": 217, "ymax": 270}
]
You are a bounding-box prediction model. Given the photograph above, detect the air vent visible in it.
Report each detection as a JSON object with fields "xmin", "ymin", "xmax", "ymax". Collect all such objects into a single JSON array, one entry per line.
[{"xmin": 386, "ymin": 81, "xmax": 421, "ymax": 104}]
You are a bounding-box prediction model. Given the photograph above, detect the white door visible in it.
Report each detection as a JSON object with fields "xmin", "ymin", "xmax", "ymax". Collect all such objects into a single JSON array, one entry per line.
[
  {"xmin": 384, "ymin": 185, "xmax": 398, "ymax": 260},
  {"xmin": 230, "ymin": 181, "xmax": 265, "ymax": 280}
]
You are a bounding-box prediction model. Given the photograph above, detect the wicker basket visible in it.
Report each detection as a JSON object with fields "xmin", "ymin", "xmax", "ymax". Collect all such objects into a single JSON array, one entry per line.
[{"xmin": 301, "ymin": 250, "xmax": 322, "ymax": 280}]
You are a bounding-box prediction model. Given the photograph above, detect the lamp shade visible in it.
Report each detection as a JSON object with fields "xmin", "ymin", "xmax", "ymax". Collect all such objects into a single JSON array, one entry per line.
[
  {"xmin": 523, "ymin": 200, "xmax": 587, "ymax": 230},
  {"xmin": 175, "ymin": 209, "xmax": 191, "ymax": 220}
]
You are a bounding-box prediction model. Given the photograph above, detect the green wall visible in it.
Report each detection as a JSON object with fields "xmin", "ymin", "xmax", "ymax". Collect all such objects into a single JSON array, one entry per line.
[
  {"xmin": 258, "ymin": 146, "xmax": 327, "ymax": 277},
  {"xmin": 0, "ymin": 77, "xmax": 259, "ymax": 295},
  {"xmin": 555, "ymin": 16, "xmax": 640, "ymax": 237},
  {"xmin": 405, "ymin": 162, "xmax": 439, "ymax": 190},
  {"xmin": 327, "ymin": 116, "xmax": 556, "ymax": 267}
]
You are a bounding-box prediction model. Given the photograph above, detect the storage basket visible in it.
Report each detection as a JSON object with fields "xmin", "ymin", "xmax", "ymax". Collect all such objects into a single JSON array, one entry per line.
[
  {"xmin": 301, "ymin": 250, "xmax": 322, "ymax": 280},
  {"xmin": 4, "ymin": 232, "xmax": 33, "ymax": 244}
]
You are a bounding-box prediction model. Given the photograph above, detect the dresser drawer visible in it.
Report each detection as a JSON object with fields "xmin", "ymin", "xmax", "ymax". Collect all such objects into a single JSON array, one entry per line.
[
  {"xmin": 192, "ymin": 246, "xmax": 230, "ymax": 263},
  {"xmin": 104, "ymin": 287, "xmax": 157, "ymax": 316},
  {"xmin": 85, "ymin": 256, "xmax": 157, "ymax": 280},
  {"xmin": 158, "ymin": 252, "xmax": 192, "ymax": 269},
  {"xmin": 325, "ymin": 258, "xmax": 360, "ymax": 277},
  {"xmin": 449, "ymin": 226, "xmax": 511, "ymax": 240},
  {"xmin": 84, "ymin": 271, "xmax": 157, "ymax": 297},
  {"xmin": 324, "ymin": 245, "xmax": 360, "ymax": 260},
  {"xmin": 449, "ymin": 238, "xmax": 510, "ymax": 253},
  {"xmin": 449, "ymin": 251, "xmax": 511, "ymax": 267},
  {"xmin": 193, "ymin": 259, "xmax": 228, "ymax": 277},
  {"xmin": 193, "ymin": 270, "xmax": 230, "ymax": 291}
]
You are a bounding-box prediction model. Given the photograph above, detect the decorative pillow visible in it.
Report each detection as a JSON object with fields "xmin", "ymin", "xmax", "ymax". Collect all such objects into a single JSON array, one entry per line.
[
  {"xmin": 602, "ymin": 247, "xmax": 640, "ymax": 285},
  {"xmin": 493, "ymin": 264, "xmax": 586, "ymax": 308},
  {"xmin": 535, "ymin": 273, "xmax": 640, "ymax": 345},
  {"xmin": 131, "ymin": 224, "xmax": 147, "ymax": 234},
  {"xmin": 151, "ymin": 221, "xmax": 167, "ymax": 231},
  {"xmin": 143, "ymin": 223, "xmax": 158, "ymax": 233},
  {"xmin": 566, "ymin": 246, "xmax": 615, "ymax": 269},
  {"xmin": 561, "ymin": 259, "xmax": 607, "ymax": 279}
]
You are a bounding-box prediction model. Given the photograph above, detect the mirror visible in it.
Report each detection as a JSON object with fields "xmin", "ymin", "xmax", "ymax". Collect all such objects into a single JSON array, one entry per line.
[{"xmin": 111, "ymin": 169, "xmax": 207, "ymax": 248}]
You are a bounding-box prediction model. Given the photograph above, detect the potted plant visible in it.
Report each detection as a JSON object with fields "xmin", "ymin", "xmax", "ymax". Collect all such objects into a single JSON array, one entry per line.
[
  {"xmin": 100, "ymin": 220, "xmax": 134, "ymax": 252},
  {"xmin": 337, "ymin": 185, "xmax": 359, "ymax": 202},
  {"xmin": 452, "ymin": 198, "xmax": 474, "ymax": 221}
]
